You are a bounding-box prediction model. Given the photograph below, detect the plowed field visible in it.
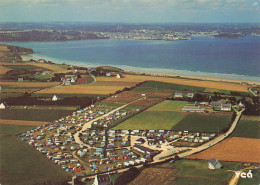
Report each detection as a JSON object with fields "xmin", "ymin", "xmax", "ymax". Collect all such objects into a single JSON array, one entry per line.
[{"xmin": 187, "ymin": 137, "xmax": 260, "ymax": 163}]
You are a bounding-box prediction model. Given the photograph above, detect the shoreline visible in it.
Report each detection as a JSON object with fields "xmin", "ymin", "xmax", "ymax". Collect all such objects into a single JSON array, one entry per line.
[{"xmin": 21, "ymin": 54, "xmax": 260, "ymax": 85}]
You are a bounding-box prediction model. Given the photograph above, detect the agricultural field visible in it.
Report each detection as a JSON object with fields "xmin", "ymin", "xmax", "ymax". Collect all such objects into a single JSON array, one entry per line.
[
  {"xmin": 173, "ymin": 112, "xmax": 231, "ymax": 132},
  {"xmin": 128, "ymin": 167, "xmax": 177, "ymax": 185},
  {"xmin": 187, "ymin": 137, "xmax": 260, "ymax": 163},
  {"xmin": 129, "ymin": 160, "xmax": 240, "ymax": 185},
  {"xmin": 0, "ymin": 65, "xmax": 11, "ymax": 75},
  {"xmin": 114, "ymin": 100, "xmax": 231, "ymax": 132},
  {"xmin": 2, "ymin": 64, "xmax": 41, "ymax": 70},
  {"xmin": 97, "ymin": 74, "xmax": 250, "ymax": 92},
  {"xmin": 0, "ymin": 81, "xmax": 60, "ymax": 87},
  {"xmin": 0, "ymin": 92, "xmax": 24, "ymax": 99},
  {"xmin": 231, "ymin": 116, "xmax": 260, "ymax": 139},
  {"xmin": 36, "ymin": 84, "xmax": 127, "ymax": 95},
  {"xmin": 132, "ymin": 80, "xmax": 206, "ymax": 93},
  {"xmin": 0, "ymin": 107, "xmax": 75, "ymax": 122},
  {"xmin": 0, "ymin": 124, "xmax": 69, "ymax": 185},
  {"xmin": 0, "ymin": 119, "xmax": 47, "ymax": 126}
]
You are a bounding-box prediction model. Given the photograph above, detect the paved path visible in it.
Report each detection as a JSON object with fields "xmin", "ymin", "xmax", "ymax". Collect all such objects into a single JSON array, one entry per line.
[
  {"xmin": 73, "ymin": 98, "xmax": 144, "ymax": 147},
  {"xmin": 249, "ymin": 88, "xmax": 258, "ymax": 97}
]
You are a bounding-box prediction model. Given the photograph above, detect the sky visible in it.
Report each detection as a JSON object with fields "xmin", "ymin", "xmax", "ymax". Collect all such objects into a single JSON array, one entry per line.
[{"xmin": 0, "ymin": 0, "xmax": 260, "ymax": 23}]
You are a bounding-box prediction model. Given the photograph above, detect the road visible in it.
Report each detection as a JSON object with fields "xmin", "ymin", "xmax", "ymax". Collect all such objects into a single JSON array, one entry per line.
[
  {"xmin": 249, "ymin": 88, "xmax": 258, "ymax": 97},
  {"xmin": 151, "ymin": 109, "xmax": 244, "ymax": 163},
  {"xmin": 73, "ymin": 97, "xmax": 144, "ymax": 147}
]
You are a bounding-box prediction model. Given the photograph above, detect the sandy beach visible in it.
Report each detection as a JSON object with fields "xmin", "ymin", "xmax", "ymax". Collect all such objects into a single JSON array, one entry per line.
[{"xmin": 21, "ymin": 54, "xmax": 260, "ymax": 85}]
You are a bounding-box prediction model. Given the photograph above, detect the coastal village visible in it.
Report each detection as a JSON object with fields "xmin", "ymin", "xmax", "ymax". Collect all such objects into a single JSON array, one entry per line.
[{"xmin": 0, "ymin": 44, "xmax": 259, "ymax": 185}]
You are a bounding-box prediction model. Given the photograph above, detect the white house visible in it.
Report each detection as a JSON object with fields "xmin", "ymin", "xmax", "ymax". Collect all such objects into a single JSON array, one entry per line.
[
  {"xmin": 187, "ymin": 93, "xmax": 194, "ymax": 98},
  {"xmin": 93, "ymin": 173, "xmax": 111, "ymax": 185},
  {"xmin": 52, "ymin": 94, "xmax": 61, "ymax": 101},
  {"xmin": 106, "ymin": 72, "xmax": 112, "ymax": 77},
  {"xmin": 208, "ymin": 157, "xmax": 222, "ymax": 169},
  {"xmin": 175, "ymin": 92, "xmax": 183, "ymax": 98},
  {"xmin": 18, "ymin": 77, "xmax": 23, "ymax": 82},
  {"xmin": 116, "ymin": 74, "xmax": 123, "ymax": 78},
  {"xmin": 0, "ymin": 102, "xmax": 7, "ymax": 109},
  {"xmin": 221, "ymin": 103, "xmax": 231, "ymax": 111}
]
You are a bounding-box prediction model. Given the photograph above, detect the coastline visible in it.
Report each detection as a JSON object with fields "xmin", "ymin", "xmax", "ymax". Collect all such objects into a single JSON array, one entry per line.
[{"xmin": 21, "ymin": 54, "xmax": 260, "ymax": 85}]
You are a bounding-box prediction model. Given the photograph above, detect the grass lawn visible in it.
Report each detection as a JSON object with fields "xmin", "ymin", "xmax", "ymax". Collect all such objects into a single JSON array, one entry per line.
[
  {"xmin": 0, "ymin": 124, "xmax": 69, "ymax": 185},
  {"xmin": 172, "ymin": 113, "xmax": 231, "ymax": 132},
  {"xmin": 0, "ymin": 108, "xmax": 74, "ymax": 122},
  {"xmin": 159, "ymin": 159, "xmax": 241, "ymax": 185},
  {"xmin": 231, "ymin": 116, "xmax": 260, "ymax": 139},
  {"xmin": 148, "ymin": 100, "xmax": 187, "ymax": 112},
  {"xmin": 114, "ymin": 100, "xmax": 230, "ymax": 132},
  {"xmin": 113, "ymin": 111, "xmax": 185, "ymax": 130}
]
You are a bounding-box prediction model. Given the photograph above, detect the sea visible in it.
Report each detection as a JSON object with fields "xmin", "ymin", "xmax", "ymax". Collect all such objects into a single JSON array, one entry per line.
[{"xmin": 2, "ymin": 37, "xmax": 260, "ymax": 81}]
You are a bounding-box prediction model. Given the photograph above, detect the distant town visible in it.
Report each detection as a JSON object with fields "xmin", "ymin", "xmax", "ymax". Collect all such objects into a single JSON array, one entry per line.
[{"xmin": 0, "ymin": 23, "xmax": 259, "ymax": 41}]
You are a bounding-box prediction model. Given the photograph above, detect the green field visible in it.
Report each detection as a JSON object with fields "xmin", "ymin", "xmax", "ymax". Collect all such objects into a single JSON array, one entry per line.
[
  {"xmin": 0, "ymin": 108, "xmax": 75, "ymax": 122},
  {"xmin": 114, "ymin": 100, "xmax": 231, "ymax": 132},
  {"xmin": 173, "ymin": 113, "xmax": 231, "ymax": 132},
  {"xmin": 158, "ymin": 160, "xmax": 241, "ymax": 185},
  {"xmin": 114, "ymin": 111, "xmax": 185, "ymax": 130},
  {"xmin": 0, "ymin": 124, "xmax": 69, "ymax": 185},
  {"xmin": 3, "ymin": 65, "xmax": 40, "ymax": 69},
  {"xmin": 231, "ymin": 116, "xmax": 260, "ymax": 139},
  {"xmin": 148, "ymin": 100, "xmax": 187, "ymax": 112},
  {"xmin": 132, "ymin": 81, "xmax": 206, "ymax": 93}
]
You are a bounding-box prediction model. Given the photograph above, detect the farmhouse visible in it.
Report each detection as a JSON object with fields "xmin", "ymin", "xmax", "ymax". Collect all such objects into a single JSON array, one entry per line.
[
  {"xmin": 0, "ymin": 102, "xmax": 7, "ymax": 109},
  {"xmin": 106, "ymin": 72, "xmax": 112, "ymax": 77},
  {"xmin": 174, "ymin": 92, "xmax": 183, "ymax": 98},
  {"xmin": 133, "ymin": 144, "xmax": 157, "ymax": 155},
  {"xmin": 187, "ymin": 93, "xmax": 194, "ymax": 98},
  {"xmin": 93, "ymin": 173, "xmax": 111, "ymax": 185},
  {"xmin": 116, "ymin": 74, "xmax": 123, "ymax": 78},
  {"xmin": 52, "ymin": 94, "xmax": 61, "ymax": 101},
  {"xmin": 208, "ymin": 157, "xmax": 222, "ymax": 169},
  {"xmin": 18, "ymin": 77, "xmax": 24, "ymax": 82}
]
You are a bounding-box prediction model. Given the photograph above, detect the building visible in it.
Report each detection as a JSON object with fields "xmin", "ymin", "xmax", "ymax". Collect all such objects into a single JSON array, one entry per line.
[
  {"xmin": 182, "ymin": 103, "xmax": 205, "ymax": 113},
  {"xmin": 0, "ymin": 102, "xmax": 7, "ymax": 109},
  {"xmin": 0, "ymin": 86, "xmax": 2, "ymax": 91},
  {"xmin": 132, "ymin": 144, "xmax": 157, "ymax": 155},
  {"xmin": 18, "ymin": 77, "xmax": 24, "ymax": 82},
  {"xmin": 52, "ymin": 94, "xmax": 61, "ymax": 101},
  {"xmin": 208, "ymin": 157, "xmax": 222, "ymax": 169},
  {"xmin": 187, "ymin": 93, "xmax": 194, "ymax": 98},
  {"xmin": 135, "ymin": 138, "xmax": 145, "ymax": 144},
  {"xmin": 221, "ymin": 103, "xmax": 231, "ymax": 111},
  {"xmin": 174, "ymin": 92, "xmax": 183, "ymax": 98},
  {"xmin": 93, "ymin": 173, "xmax": 111, "ymax": 185},
  {"xmin": 106, "ymin": 72, "xmax": 112, "ymax": 77},
  {"xmin": 116, "ymin": 74, "xmax": 123, "ymax": 78}
]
